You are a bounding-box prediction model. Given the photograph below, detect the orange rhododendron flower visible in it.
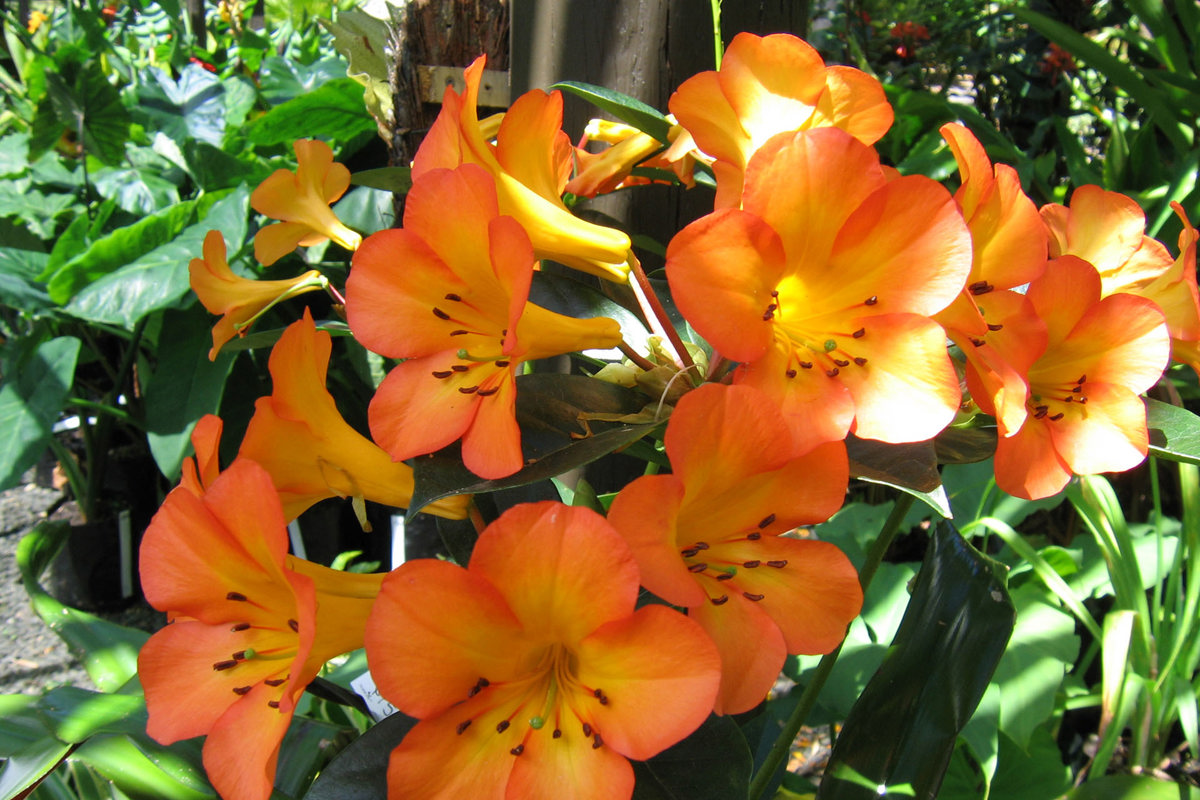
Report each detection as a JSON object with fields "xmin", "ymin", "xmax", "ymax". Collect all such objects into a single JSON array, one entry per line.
[
  {"xmin": 1042, "ymin": 187, "xmax": 1200, "ymax": 373},
  {"xmin": 251, "ymin": 139, "xmax": 362, "ymax": 266},
  {"xmin": 346, "ymin": 164, "xmax": 623, "ymax": 479},
  {"xmin": 566, "ymin": 118, "xmax": 697, "ymax": 198},
  {"xmin": 413, "ymin": 56, "xmax": 632, "ymax": 281},
  {"xmin": 364, "ymin": 501, "xmax": 721, "ymax": 800},
  {"xmin": 139, "ymin": 459, "xmax": 384, "ymax": 800},
  {"xmin": 608, "ymin": 384, "xmax": 858, "ymax": 714},
  {"xmin": 237, "ymin": 310, "xmax": 470, "ymax": 522},
  {"xmin": 992, "ymin": 256, "xmax": 1169, "ymax": 500},
  {"xmin": 669, "ymin": 32, "xmax": 893, "ymax": 208},
  {"xmin": 935, "ymin": 123, "xmax": 1048, "ymax": 435},
  {"xmin": 667, "ymin": 128, "xmax": 972, "ymax": 454},
  {"xmin": 190, "ymin": 230, "xmax": 328, "ymax": 359}
]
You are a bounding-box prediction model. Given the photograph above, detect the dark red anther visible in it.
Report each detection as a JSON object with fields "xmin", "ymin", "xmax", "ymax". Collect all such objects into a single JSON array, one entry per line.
[
  {"xmin": 716, "ymin": 572, "xmax": 735, "ymax": 581},
  {"xmin": 746, "ymin": 532, "xmax": 762, "ymax": 541},
  {"xmin": 852, "ymin": 328, "xmax": 866, "ymax": 339},
  {"xmin": 230, "ymin": 622, "xmax": 251, "ymax": 632},
  {"xmin": 680, "ymin": 547, "xmax": 700, "ymax": 558},
  {"xmin": 287, "ymin": 619, "xmax": 299, "ymax": 633},
  {"xmin": 743, "ymin": 560, "xmax": 761, "ymax": 568},
  {"xmin": 213, "ymin": 660, "xmax": 238, "ymax": 671},
  {"xmin": 582, "ymin": 722, "xmax": 593, "ymax": 737},
  {"xmin": 445, "ymin": 293, "xmax": 463, "ymax": 302},
  {"xmin": 693, "ymin": 542, "xmax": 710, "ymax": 550},
  {"xmin": 511, "ymin": 745, "xmax": 525, "ymax": 756},
  {"xmin": 1033, "ymin": 405, "xmax": 1049, "ymax": 419},
  {"xmin": 688, "ymin": 563, "xmax": 708, "ymax": 573},
  {"xmin": 226, "ymin": 591, "xmax": 248, "ymax": 602},
  {"xmin": 1071, "ymin": 385, "xmax": 1083, "ymax": 393},
  {"xmin": 477, "ymin": 387, "xmax": 500, "ymax": 397},
  {"xmin": 743, "ymin": 592, "xmax": 765, "ymax": 602},
  {"xmin": 1078, "ymin": 397, "xmax": 1088, "ymax": 404},
  {"xmin": 267, "ymin": 700, "xmax": 281, "ymax": 709},
  {"xmin": 232, "ymin": 650, "xmax": 249, "ymax": 661},
  {"xmin": 711, "ymin": 595, "xmax": 729, "ymax": 606},
  {"xmin": 970, "ymin": 337, "xmax": 986, "ymax": 347},
  {"xmin": 553, "ymin": 729, "xmax": 562, "ymax": 738},
  {"xmin": 456, "ymin": 720, "xmax": 471, "ymax": 735},
  {"xmin": 496, "ymin": 360, "xmax": 510, "ymax": 368},
  {"xmin": 458, "ymin": 386, "xmax": 479, "ymax": 394},
  {"xmin": 987, "ymin": 323, "xmax": 1004, "ymax": 331},
  {"xmin": 432, "ymin": 370, "xmax": 454, "ymax": 379},
  {"xmin": 767, "ymin": 560, "xmax": 788, "ymax": 568},
  {"xmin": 450, "ymin": 329, "xmax": 470, "ymax": 336},
  {"xmin": 232, "ymin": 686, "xmax": 252, "ymax": 695},
  {"xmin": 451, "ymin": 364, "xmax": 471, "ymax": 372},
  {"xmin": 762, "ymin": 309, "xmax": 775, "ymax": 321},
  {"xmin": 854, "ymin": 357, "xmax": 868, "ymax": 366},
  {"xmin": 833, "ymin": 358, "xmax": 850, "ymax": 367},
  {"xmin": 1077, "ymin": 374, "xmax": 1087, "ymax": 384},
  {"xmin": 432, "ymin": 307, "xmax": 451, "ymax": 320},
  {"xmin": 786, "ymin": 369, "xmax": 797, "ymax": 379},
  {"xmin": 468, "ymin": 677, "xmax": 489, "ymax": 697},
  {"xmin": 497, "ymin": 720, "xmax": 510, "ymax": 733},
  {"xmin": 865, "ymin": 296, "xmax": 878, "ymax": 306},
  {"xmin": 264, "ymin": 678, "xmax": 287, "ymax": 687},
  {"xmin": 758, "ymin": 514, "xmax": 776, "ymax": 529},
  {"xmin": 968, "ymin": 281, "xmax": 994, "ymax": 295},
  {"xmin": 799, "ymin": 361, "xmax": 813, "ymax": 369},
  {"xmin": 1049, "ymin": 413, "xmax": 1065, "ymax": 421},
  {"xmin": 592, "ymin": 734, "xmax": 604, "ymax": 749},
  {"xmin": 826, "ymin": 368, "xmax": 840, "ymax": 377}
]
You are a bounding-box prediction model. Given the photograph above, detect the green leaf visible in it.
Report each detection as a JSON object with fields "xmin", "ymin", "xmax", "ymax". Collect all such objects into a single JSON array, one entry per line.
[
  {"xmin": 303, "ymin": 713, "xmax": 417, "ymax": 800},
  {"xmin": 351, "ymin": 167, "xmax": 412, "ymax": 195},
  {"xmin": 134, "ymin": 64, "xmax": 226, "ymax": 147},
  {"xmin": 529, "ymin": 271, "xmax": 651, "ymax": 353},
  {"xmin": 0, "ymin": 335, "xmax": 80, "ymax": 491},
  {"xmin": 1146, "ymin": 397, "xmax": 1200, "ymax": 465},
  {"xmin": 819, "ymin": 523, "xmax": 1015, "ymax": 800},
  {"xmin": 144, "ymin": 306, "xmax": 238, "ymax": 481},
  {"xmin": 16, "ymin": 521, "xmax": 149, "ymax": 693},
  {"xmin": 32, "ymin": 686, "xmax": 147, "ymax": 744},
  {"xmin": 1065, "ymin": 774, "xmax": 1188, "ymax": 800},
  {"xmin": 631, "ymin": 715, "xmax": 753, "ymax": 800},
  {"xmin": 43, "ymin": 65, "xmax": 131, "ymax": 166},
  {"xmin": 0, "ymin": 713, "xmax": 72, "ymax": 800},
  {"xmin": 552, "ymin": 81, "xmax": 673, "ymax": 143},
  {"xmin": 73, "ymin": 734, "xmax": 214, "ymax": 800},
  {"xmin": 246, "ymin": 78, "xmax": 376, "ymax": 147}
]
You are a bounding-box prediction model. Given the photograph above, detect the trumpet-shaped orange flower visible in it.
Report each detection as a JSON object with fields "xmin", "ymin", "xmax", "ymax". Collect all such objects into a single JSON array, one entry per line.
[
  {"xmin": 251, "ymin": 139, "xmax": 362, "ymax": 266},
  {"xmin": 180, "ymin": 413, "xmax": 223, "ymax": 497},
  {"xmin": 346, "ymin": 164, "xmax": 622, "ymax": 479},
  {"xmin": 667, "ymin": 128, "xmax": 972, "ymax": 454},
  {"xmin": 413, "ymin": 56, "xmax": 632, "ymax": 281},
  {"xmin": 139, "ymin": 459, "xmax": 384, "ymax": 800},
  {"xmin": 669, "ymin": 32, "xmax": 893, "ymax": 208},
  {"xmin": 364, "ymin": 501, "xmax": 721, "ymax": 800},
  {"xmin": 608, "ymin": 384, "xmax": 858, "ymax": 714},
  {"xmin": 566, "ymin": 118, "xmax": 698, "ymax": 198},
  {"xmin": 1042, "ymin": 187, "xmax": 1200, "ymax": 373},
  {"xmin": 237, "ymin": 310, "xmax": 470, "ymax": 522},
  {"xmin": 935, "ymin": 123, "xmax": 1048, "ymax": 435},
  {"xmin": 190, "ymin": 230, "xmax": 329, "ymax": 359},
  {"xmin": 992, "ymin": 256, "xmax": 1169, "ymax": 499}
]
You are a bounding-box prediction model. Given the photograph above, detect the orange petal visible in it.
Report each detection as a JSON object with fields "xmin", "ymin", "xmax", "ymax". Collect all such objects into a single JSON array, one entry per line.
[
  {"xmin": 367, "ymin": 354, "xmax": 484, "ymax": 462},
  {"xmin": 1042, "ymin": 186, "xmax": 1145, "ymax": 272},
  {"xmin": 509, "ymin": 717, "xmax": 635, "ymax": 800},
  {"xmin": 459, "ymin": 371, "xmax": 523, "ymax": 479},
  {"xmin": 812, "ymin": 65, "xmax": 893, "ymax": 145},
  {"xmin": 202, "ymin": 681, "xmax": 295, "ymax": 800},
  {"xmin": 1049, "ymin": 382, "xmax": 1150, "ymax": 476},
  {"xmin": 494, "ymin": 89, "xmax": 573, "ymax": 202},
  {"xmin": 384, "ymin": 702, "xmax": 518, "ymax": 800},
  {"xmin": 690, "ymin": 592, "xmax": 787, "ymax": 715},
  {"xmin": 994, "ymin": 417, "xmax": 1073, "ymax": 500},
  {"xmin": 606, "ymin": 474, "xmax": 705, "ymax": 607}
]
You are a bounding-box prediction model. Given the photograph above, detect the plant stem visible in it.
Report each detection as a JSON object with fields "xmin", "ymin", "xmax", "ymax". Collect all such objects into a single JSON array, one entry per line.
[
  {"xmin": 747, "ymin": 493, "xmax": 915, "ymax": 800},
  {"xmin": 625, "ymin": 253, "xmax": 696, "ymax": 380},
  {"xmin": 618, "ymin": 340, "xmax": 657, "ymax": 372},
  {"xmin": 708, "ymin": 0, "xmax": 723, "ymax": 68}
]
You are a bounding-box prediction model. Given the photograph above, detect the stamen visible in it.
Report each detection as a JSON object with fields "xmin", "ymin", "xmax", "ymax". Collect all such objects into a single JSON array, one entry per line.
[
  {"xmin": 232, "ymin": 650, "xmax": 250, "ymax": 661},
  {"xmin": 1049, "ymin": 413, "xmax": 1064, "ymax": 421},
  {"xmin": 213, "ymin": 660, "xmax": 238, "ymax": 671},
  {"xmin": 854, "ymin": 357, "xmax": 868, "ymax": 366},
  {"xmin": 832, "ymin": 358, "xmax": 849, "ymax": 367},
  {"xmin": 1078, "ymin": 397, "xmax": 1088, "ymax": 404},
  {"xmin": 1033, "ymin": 406, "xmax": 1049, "ymax": 419},
  {"xmin": 968, "ymin": 281, "xmax": 994, "ymax": 295},
  {"xmin": 456, "ymin": 720, "xmax": 471, "ymax": 735},
  {"xmin": 287, "ymin": 619, "xmax": 299, "ymax": 633},
  {"xmin": 711, "ymin": 595, "xmax": 729, "ymax": 606},
  {"xmin": 743, "ymin": 592, "xmax": 765, "ymax": 602},
  {"xmin": 715, "ymin": 571, "xmax": 735, "ymax": 581},
  {"xmin": 459, "ymin": 386, "xmax": 479, "ymax": 394},
  {"xmin": 786, "ymin": 369, "xmax": 797, "ymax": 379},
  {"xmin": 970, "ymin": 338, "xmax": 986, "ymax": 347},
  {"xmin": 680, "ymin": 547, "xmax": 700, "ymax": 558},
  {"xmin": 495, "ymin": 360, "xmax": 510, "ymax": 368},
  {"xmin": 747, "ymin": 532, "xmax": 762, "ymax": 541},
  {"xmin": 232, "ymin": 686, "xmax": 252, "ymax": 695},
  {"xmin": 767, "ymin": 560, "xmax": 788, "ymax": 568},
  {"xmin": 477, "ymin": 387, "xmax": 500, "ymax": 397},
  {"xmin": 264, "ymin": 678, "xmax": 287, "ymax": 687},
  {"xmin": 432, "ymin": 307, "xmax": 451, "ymax": 320},
  {"xmin": 582, "ymin": 722, "xmax": 593, "ymax": 737},
  {"xmin": 468, "ymin": 678, "xmax": 489, "ymax": 697},
  {"xmin": 743, "ymin": 560, "xmax": 760, "ymax": 568},
  {"xmin": 451, "ymin": 364, "xmax": 471, "ymax": 372},
  {"xmin": 1077, "ymin": 374, "xmax": 1087, "ymax": 384},
  {"xmin": 511, "ymin": 745, "xmax": 525, "ymax": 756},
  {"xmin": 553, "ymin": 729, "xmax": 562, "ymax": 739},
  {"xmin": 497, "ymin": 720, "xmax": 511, "ymax": 733},
  {"xmin": 865, "ymin": 296, "xmax": 878, "ymax": 306},
  {"xmin": 592, "ymin": 734, "xmax": 604, "ymax": 749},
  {"xmin": 987, "ymin": 323, "xmax": 1003, "ymax": 331},
  {"xmin": 432, "ymin": 370, "xmax": 454, "ymax": 379},
  {"xmin": 758, "ymin": 514, "xmax": 776, "ymax": 529},
  {"xmin": 444, "ymin": 293, "xmax": 463, "ymax": 302},
  {"xmin": 450, "ymin": 329, "xmax": 470, "ymax": 336},
  {"xmin": 693, "ymin": 542, "xmax": 710, "ymax": 550},
  {"xmin": 688, "ymin": 563, "xmax": 708, "ymax": 573},
  {"xmin": 1071, "ymin": 385, "xmax": 1083, "ymax": 394},
  {"xmin": 230, "ymin": 622, "xmax": 251, "ymax": 632},
  {"xmin": 826, "ymin": 368, "xmax": 840, "ymax": 377},
  {"xmin": 267, "ymin": 700, "xmax": 281, "ymax": 709},
  {"xmin": 852, "ymin": 328, "xmax": 866, "ymax": 338},
  {"xmin": 226, "ymin": 592, "xmax": 248, "ymax": 602},
  {"xmin": 799, "ymin": 361, "xmax": 813, "ymax": 369}
]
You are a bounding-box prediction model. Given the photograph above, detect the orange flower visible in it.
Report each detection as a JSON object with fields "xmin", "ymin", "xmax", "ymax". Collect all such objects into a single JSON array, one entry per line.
[
  {"xmin": 364, "ymin": 501, "xmax": 721, "ymax": 800},
  {"xmin": 992, "ymin": 256, "xmax": 1169, "ymax": 499},
  {"xmin": 251, "ymin": 139, "xmax": 362, "ymax": 266},
  {"xmin": 347, "ymin": 164, "xmax": 622, "ymax": 480},
  {"xmin": 189, "ymin": 230, "xmax": 328, "ymax": 359},
  {"xmin": 413, "ymin": 57, "xmax": 632, "ymax": 281},
  {"xmin": 237, "ymin": 310, "xmax": 470, "ymax": 522},
  {"xmin": 666, "ymin": 128, "xmax": 972, "ymax": 453},
  {"xmin": 935, "ymin": 123, "xmax": 1048, "ymax": 435},
  {"xmin": 608, "ymin": 384, "xmax": 857, "ymax": 714},
  {"xmin": 138, "ymin": 459, "xmax": 384, "ymax": 800},
  {"xmin": 1042, "ymin": 187, "xmax": 1200, "ymax": 373},
  {"xmin": 669, "ymin": 32, "xmax": 893, "ymax": 208},
  {"xmin": 566, "ymin": 118, "xmax": 697, "ymax": 198},
  {"xmin": 180, "ymin": 413, "xmax": 223, "ymax": 496}
]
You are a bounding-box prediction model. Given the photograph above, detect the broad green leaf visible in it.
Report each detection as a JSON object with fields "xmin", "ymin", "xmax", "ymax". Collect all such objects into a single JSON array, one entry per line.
[
  {"xmin": 819, "ymin": 523, "xmax": 1015, "ymax": 800},
  {"xmin": 320, "ymin": 10, "xmax": 392, "ymax": 134},
  {"xmin": 552, "ymin": 81, "xmax": 673, "ymax": 143},
  {"xmin": 246, "ymin": 78, "xmax": 376, "ymax": 146},
  {"xmin": 73, "ymin": 734, "xmax": 214, "ymax": 800},
  {"xmin": 631, "ymin": 715, "xmax": 753, "ymax": 800},
  {"xmin": 32, "ymin": 686, "xmax": 147, "ymax": 743},
  {"xmin": 16, "ymin": 521, "xmax": 149, "ymax": 692},
  {"xmin": 0, "ymin": 245, "xmax": 54, "ymax": 311},
  {"xmin": 42, "ymin": 65, "xmax": 131, "ymax": 166},
  {"xmin": 89, "ymin": 165, "xmax": 181, "ymax": 217},
  {"xmin": 351, "ymin": 167, "xmax": 412, "ymax": 195},
  {"xmin": 275, "ymin": 717, "xmax": 355, "ymax": 798},
  {"xmin": 134, "ymin": 64, "xmax": 226, "ymax": 147},
  {"xmin": 0, "ymin": 335, "xmax": 79, "ymax": 491},
  {"xmin": 144, "ymin": 306, "xmax": 238, "ymax": 481},
  {"xmin": 1065, "ymin": 774, "xmax": 1187, "ymax": 800},
  {"xmin": 0, "ymin": 713, "xmax": 72, "ymax": 800},
  {"xmin": 985, "ymin": 726, "xmax": 1072, "ymax": 800},
  {"xmin": 257, "ymin": 55, "xmax": 351, "ymax": 107},
  {"xmin": 302, "ymin": 712, "xmax": 417, "ymax": 800}
]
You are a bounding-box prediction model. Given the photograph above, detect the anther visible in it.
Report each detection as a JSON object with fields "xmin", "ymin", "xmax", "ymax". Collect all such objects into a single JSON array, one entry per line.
[
  {"xmin": 1049, "ymin": 413, "xmax": 1065, "ymax": 421},
  {"xmin": 987, "ymin": 323, "xmax": 1004, "ymax": 331},
  {"xmin": 287, "ymin": 619, "xmax": 299, "ymax": 633},
  {"xmin": 230, "ymin": 622, "xmax": 251, "ymax": 632},
  {"xmin": 799, "ymin": 361, "xmax": 813, "ymax": 369},
  {"xmin": 854, "ymin": 357, "xmax": 868, "ymax": 366},
  {"xmin": 456, "ymin": 720, "xmax": 471, "ymax": 735},
  {"xmin": 511, "ymin": 745, "xmax": 525, "ymax": 756},
  {"xmin": 771, "ymin": 290, "xmax": 779, "ymax": 298},
  {"xmin": 786, "ymin": 369, "xmax": 797, "ymax": 379},
  {"xmin": 970, "ymin": 337, "xmax": 986, "ymax": 347},
  {"xmin": 688, "ymin": 563, "xmax": 708, "ymax": 573},
  {"xmin": 762, "ymin": 309, "xmax": 775, "ymax": 322},
  {"xmin": 477, "ymin": 387, "xmax": 500, "ymax": 397},
  {"xmin": 743, "ymin": 592, "xmax": 765, "ymax": 602},
  {"xmin": 1071, "ymin": 385, "xmax": 1083, "ymax": 393},
  {"xmin": 826, "ymin": 368, "xmax": 840, "ymax": 377},
  {"xmin": 711, "ymin": 595, "xmax": 729, "ymax": 606},
  {"xmin": 865, "ymin": 296, "xmax": 878, "ymax": 305},
  {"xmin": 232, "ymin": 686, "xmax": 252, "ymax": 695},
  {"xmin": 1034, "ymin": 406, "xmax": 1049, "ymax": 419},
  {"xmin": 852, "ymin": 328, "xmax": 866, "ymax": 339},
  {"xmin": 468, "ymin": 678, "xmax": 489, "ymax": 697},
  {"xmin": 1077, "ymin": 375, "xmax": 1087, "ymax": 384},
  {"xmin": 693, "ymin": 542, "xmax": 710, "ymax": 550},
  {"xmin": 716, "ymin": 571, "xmax": 735, "ymax": 581},
  {"xmin": 432, "ymin": 307, "xmax": 451, "ymax": 320},
  {"xmin": 444, "ymin": 293, "xmax": 463, "ymax": 302},
  {"xmin": 758, "ymin": 514, "xmax": 776, "ymax": 528},
  {"xmin": 268, "ymin": 700, "xmax": 281, "ymax": 709},
  {"xmin": 680, "ymin": 547, "xmax": 700, "ymax": 558},
  {"xmin": 582, "ymin": 722, "xmax": 593, "ymax": 737},
  {"xmin": 743, "ymin": 560, "xmax": 761, "ymax": 568},
  {"xmin": 432, "ymin": 370, "xmax": 453, "ymax": 379},
  {"xmin": 553, "ymin": 729, "xmax": 562, "ymax": 739},
  {"xmin": 450, "ymin": 329, "xmax": 470, "ymax": 336},
  {"xmin": 1078, "ymin": 397, "xmax": 1088, "ymax": 404},
  {"xmin": 264, "ymin": 678, "xmax": 287, "ymax": 687},
  {"xmin": 968, "ymin": 281, "xmax": 994, "ymax": 295},
  {"xmin": 767, "ymin": 560, "xmax": 788, "ymax": 568},
  {"xmin": 833, "ymin": 358, "xmax": 849, "ymax": 367},
  {"xmin": 495, "ymin": 360, "xmax": 510, "ymax": 368},
  {"xmin": 213, "ymin": 660, "xmax": 238, "ymax": 671},
  {"xmin": 747, "ymin": 532, "xmax": 762, "ymax": 541},
  {"xmin": 226, "ymin": 592, "xmax": 248, "ymax": 602},
  {"xmin": 592, "ymin": 734, "xmax": 604, "ymax": 750},
  {"xmin": 232, "ymin": 650, "xmax": 250, "ymax": 661},
  {"xmin": 459, "ymin": 386, "xmax": 479, "ymax": 394},
  {"xmin": 497, "ymin": 720, "xmax": 510, "ymax": 733},
  {"xmin": 451, "ymin": 364, "xmax": 471, "ymax": 372}
]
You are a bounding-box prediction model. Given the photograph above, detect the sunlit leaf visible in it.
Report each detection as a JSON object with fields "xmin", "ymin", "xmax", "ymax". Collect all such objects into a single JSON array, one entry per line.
[
  {"xmin": 1146, "ymin": 397, "xmax": 1200, "ymax": 465},
  {"xmin": 552, "ymin": 81, "xmax": 673, "ymax": 143},
  {"xmin": 0, "ymin": 335, "xmax": 79, "ymax": 491}
]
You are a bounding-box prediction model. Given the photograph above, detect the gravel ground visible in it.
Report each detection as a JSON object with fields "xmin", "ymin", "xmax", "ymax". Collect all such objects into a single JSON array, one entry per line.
[{"xmin": 0, "ymin": 479, "xmax": 163, "ymax": 696}]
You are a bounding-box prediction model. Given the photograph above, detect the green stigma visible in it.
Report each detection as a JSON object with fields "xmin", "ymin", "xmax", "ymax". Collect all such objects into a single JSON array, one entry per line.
[
  {"xmin": 823, "ymin": 339, "xmax": 837, "ymax": 352},
  {"xmin": 529, "ymin": 716, "xmax": 546, "ymax": 730}
]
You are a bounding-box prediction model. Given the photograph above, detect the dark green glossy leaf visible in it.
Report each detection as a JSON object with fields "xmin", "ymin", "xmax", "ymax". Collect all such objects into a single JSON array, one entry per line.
[
  {"xmin": 933, "ymin": 425, "xmax": 997, "ymax": 465},
  {"xmin": 274, "ymin": 717, "xmax": 355, "ymax": 798},
  {"xmin": 0, "ymin": 335, "xmax": 79, "ymax": 491},
  {"xmin": 351, "ymin": 167, "xmax": 412, "ymax": 195},
  {"xmin": 818, "ymin": 523, "xmax": 1015, "ymax": 800},
  {"xmin": 409, "ymin": 374, "xmax": 660, "ymax": 517},
  {"xmin": 43, "ymin": 65, "xmax": 130, "ymax": 166},
  {"xmin": 144, "ymin": 306, "xmax": 238, "ymax": 481},
  {"xmin": 631, "ymin": 715, "xmax": 753, "ymax": 800},
  {"xmin": 552, "ymin": 81, "xmax": 672, "ymax": 143},
  {"xmin": 16, "ymin": 521, "xmax": 149, "ymax": 693},
  {"xmin": 302, "ymin": 713, "xmax": 417, "ymax": 800},
  {"xmin": 0, "ymin": 246, "xmax": 53, "ymax": 311},
  {"xmin": 246, "ymin": 78, "xmax": 376, "ymax": 147},
  {"xmin": 847, "ymin": 436, "xmax": 940, "ymax": 492},
  {"xmin": 1146, "ymin": 397, "xmax": 1200, "ymax": 465}
]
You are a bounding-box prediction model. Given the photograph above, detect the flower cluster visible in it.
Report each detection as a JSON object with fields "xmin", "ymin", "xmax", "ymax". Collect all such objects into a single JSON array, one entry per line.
[{"xmin": 137, "ymin": 29, "xmax": 1193, "ymax": 800}]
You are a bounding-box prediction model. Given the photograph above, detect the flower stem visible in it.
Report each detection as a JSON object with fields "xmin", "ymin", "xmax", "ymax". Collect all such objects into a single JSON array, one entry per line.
[
  {"xmin": 747, "ymin": 492, "xmax": 916, "ymax": 800},
  {"xmin": 619, "ymin": 340, "xmax": 657, "ymax": 372},
  {"xmin": 625, "ymin": 253, "xmax": 696, "ymax": 381}
]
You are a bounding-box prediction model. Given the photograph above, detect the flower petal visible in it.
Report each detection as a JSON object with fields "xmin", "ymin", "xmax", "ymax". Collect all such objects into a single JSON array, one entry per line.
[
  {"xmin": 689, "ymin": 593, "xmax": 787, "ymax": 715},
  {"xmin": 605, "ymin": 474, "xmax": 704, "ymax": 607},
  {"xmin": 367, "ymin": 354, "xmax": 482, "ymax": 462},
  {"xmin": 202, "ymin": 681, "xmax": 295, "ymax": 800}
]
